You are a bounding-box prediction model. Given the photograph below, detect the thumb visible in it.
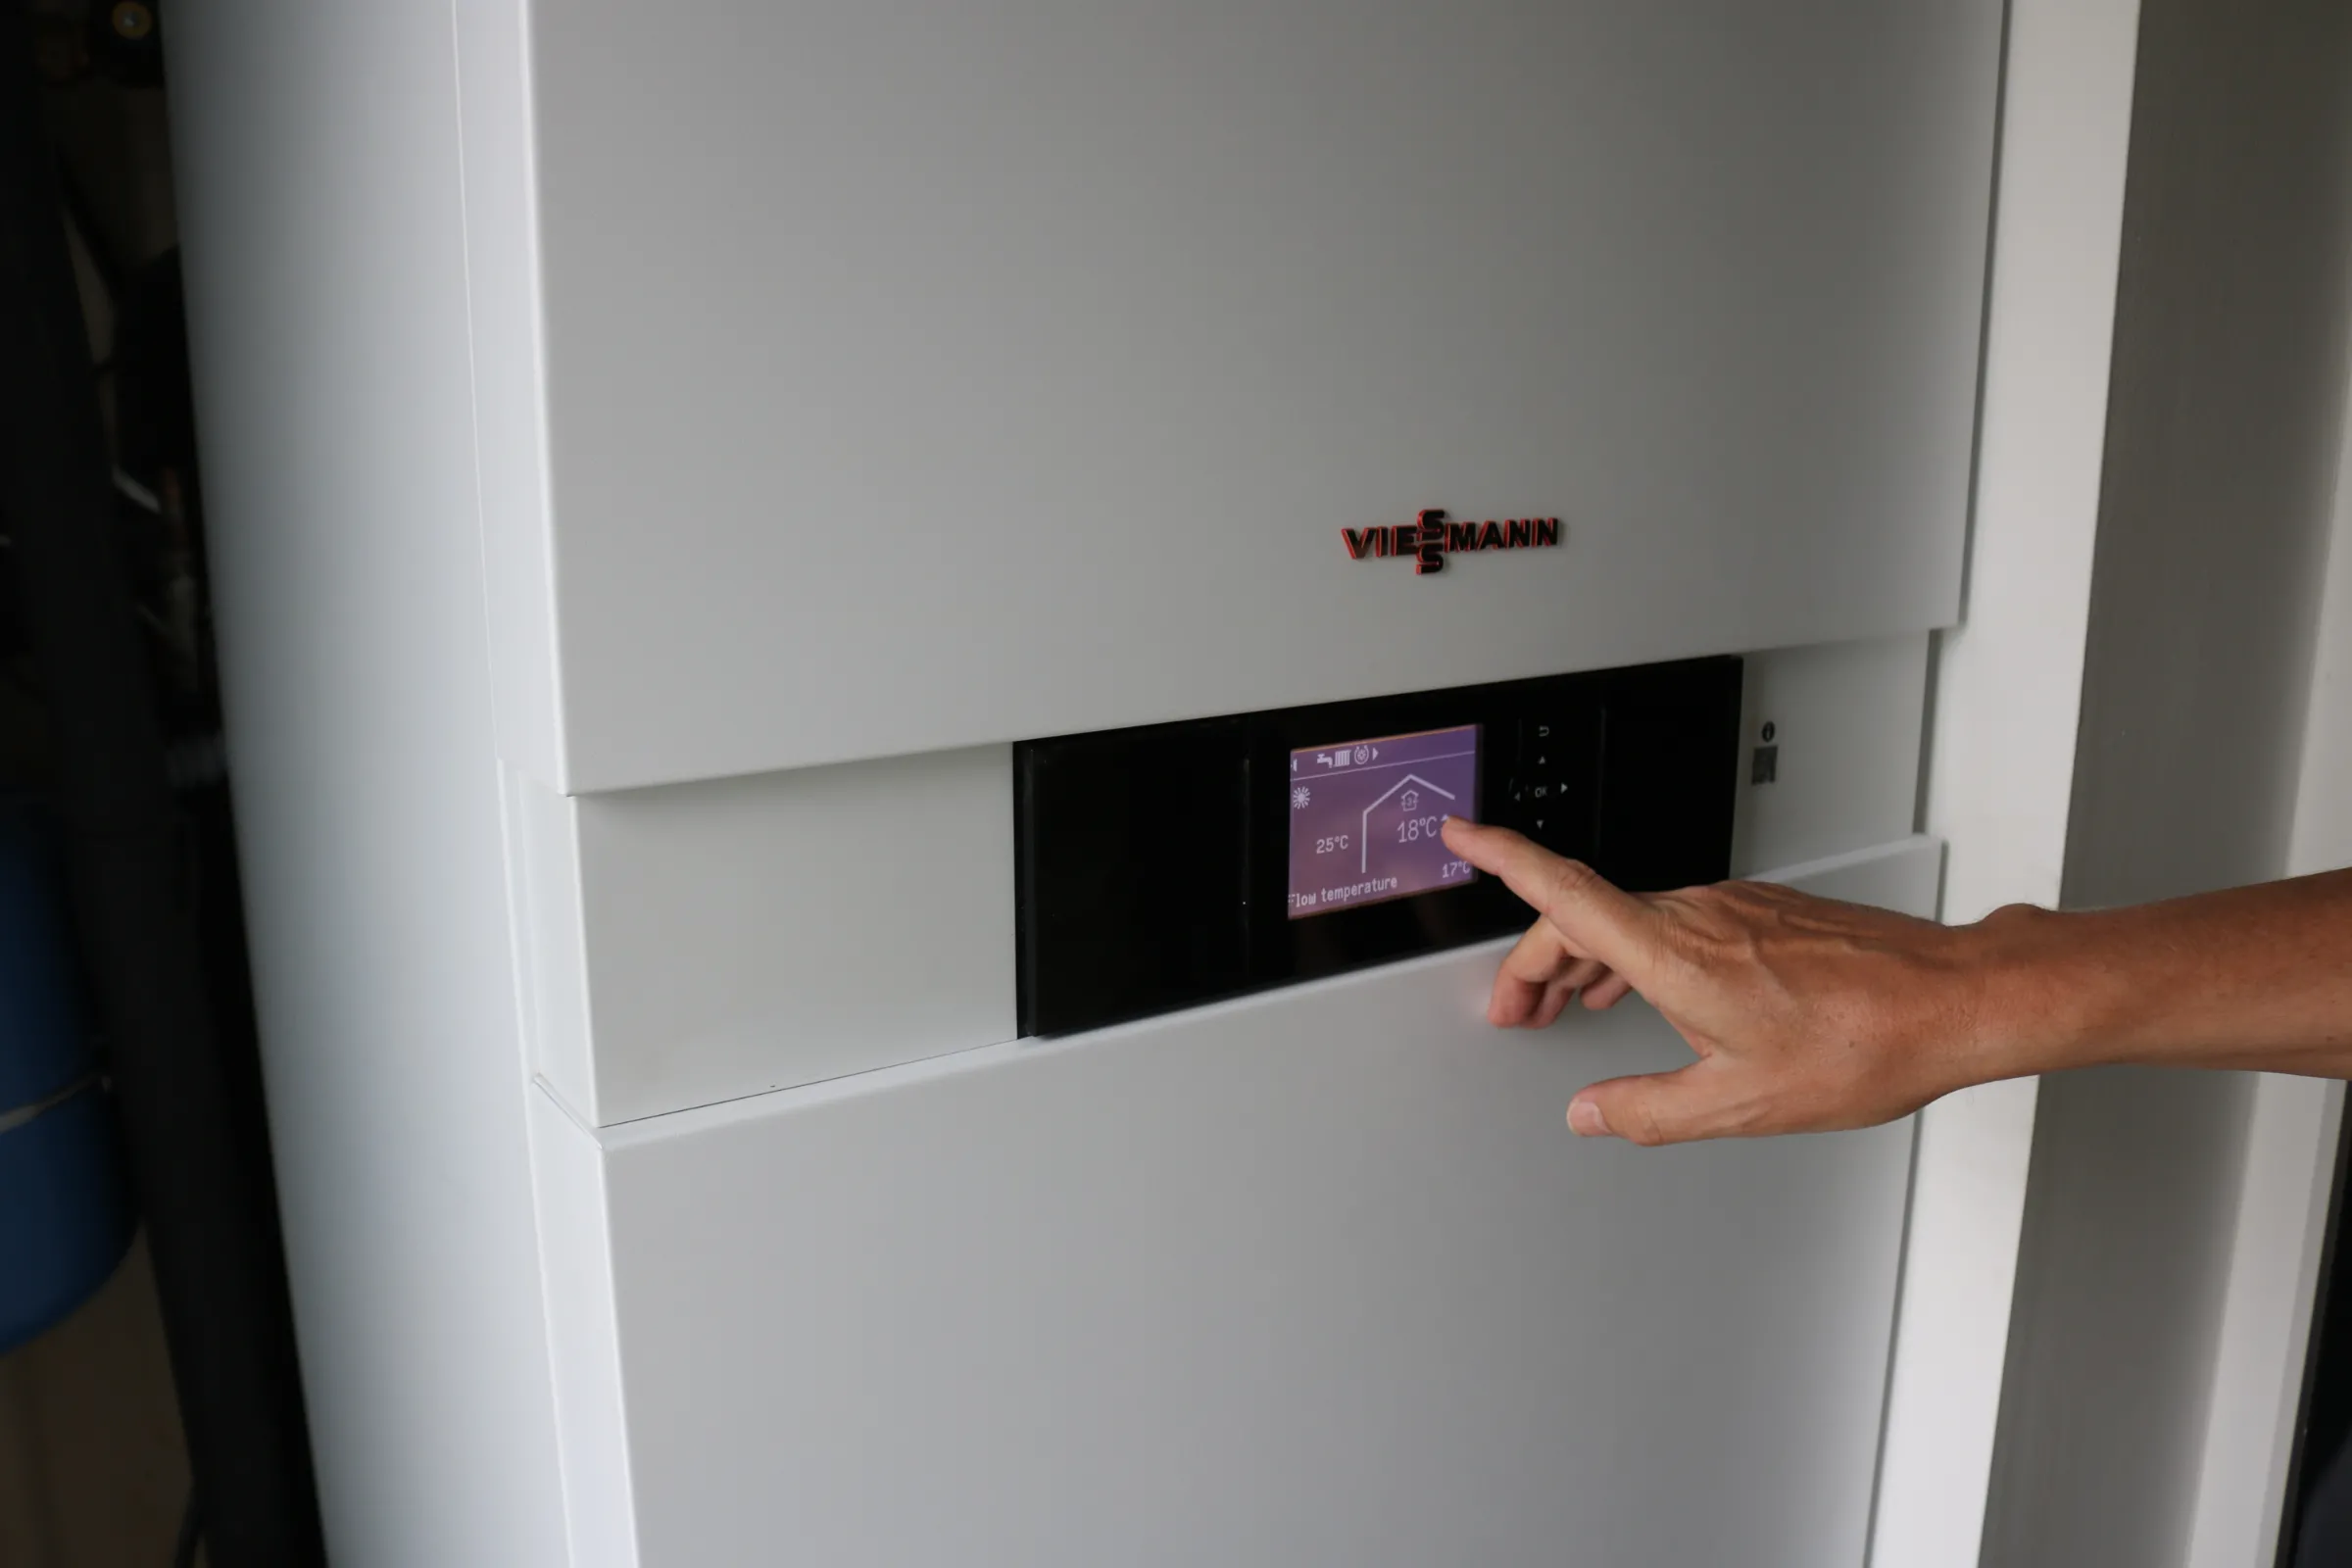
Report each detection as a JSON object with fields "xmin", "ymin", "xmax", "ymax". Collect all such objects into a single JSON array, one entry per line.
[
  {"xmin": 1568, "ymin": 1064, "xmax": 1722, "ymax": 1147},
  {"xmin": 1441, "ymin": 819, "xmax": 1656, "ymax": 977}
]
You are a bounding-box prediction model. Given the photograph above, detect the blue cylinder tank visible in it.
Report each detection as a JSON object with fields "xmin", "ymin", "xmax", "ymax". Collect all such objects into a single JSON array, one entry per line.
[{"xmin": 0, "ymin": 801, "xmax": 133, "ymax": 1353}]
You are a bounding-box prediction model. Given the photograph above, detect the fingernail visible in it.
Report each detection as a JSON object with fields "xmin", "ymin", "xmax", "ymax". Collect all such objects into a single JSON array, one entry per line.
[{"xmin": 1568, "ymin": 1099, "xmax": 1612, "ymax": 1138}]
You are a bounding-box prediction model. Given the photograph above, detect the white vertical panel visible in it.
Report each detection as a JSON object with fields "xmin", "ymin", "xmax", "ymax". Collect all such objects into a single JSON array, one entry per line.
[
  {"xmin": 164, "ymin": 1, "xmax": 572, "ymax": 1558},
  {"xmin": 525, "ymin": 1088, "xmax": 640, "ymax": 1568},
  {"xmin": 2183, "ymin": 305, "xmax": 2352, "ymax": 1568},
  {"xmin": 1879, "ymin": 1, "xmax": 2144, "ymax": 1563},
  {"xmin": 2183, "ymin": 1075, "xmax": 2343, "ymax": 1568},
  {"xmin": 452, "ymin": 0, "xmax": 566, "ymax": 788},
  {"xmin": 2286, "ymin": 388, "xmax": 2352, "ymax": 884}
]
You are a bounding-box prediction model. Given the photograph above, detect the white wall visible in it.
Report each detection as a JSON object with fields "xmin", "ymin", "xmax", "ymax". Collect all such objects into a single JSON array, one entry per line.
[{"xmin": 1979, "ymin": 1, "xmax": 2352, "ymax": 1563}]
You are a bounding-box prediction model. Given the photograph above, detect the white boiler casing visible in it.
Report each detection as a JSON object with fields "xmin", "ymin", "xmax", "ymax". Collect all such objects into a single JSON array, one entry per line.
[
  {"xmin": 461, "ymin": 3, "xmax": 1996, "ymax": 793},
  {"xmin": 166, "ymin": 3, "xmax": 2004, "ymax": 1563}
]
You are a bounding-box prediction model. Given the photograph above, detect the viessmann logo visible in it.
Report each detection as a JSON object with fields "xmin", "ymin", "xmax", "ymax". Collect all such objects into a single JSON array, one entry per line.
[{"xmin": 1343, "ymin": 509, "xmax": 1562, "ymax": 576}]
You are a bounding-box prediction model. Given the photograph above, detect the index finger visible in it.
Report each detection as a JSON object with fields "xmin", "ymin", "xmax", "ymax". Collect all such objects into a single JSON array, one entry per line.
[{"xmin": 1441, "ymin": 818, "xmax": 1657, "ymax": 980}]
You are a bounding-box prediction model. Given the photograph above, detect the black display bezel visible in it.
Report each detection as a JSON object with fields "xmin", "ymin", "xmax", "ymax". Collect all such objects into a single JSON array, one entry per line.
[{"xmin": 1015, "ymin": 656, "xmax": 1741, "ymax": 1038}]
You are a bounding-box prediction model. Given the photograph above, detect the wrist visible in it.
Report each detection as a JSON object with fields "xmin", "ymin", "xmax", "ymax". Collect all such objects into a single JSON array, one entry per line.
[{"xmin": 1948, "ymin": 903, "xmax": 2117, "ymax": 1085}]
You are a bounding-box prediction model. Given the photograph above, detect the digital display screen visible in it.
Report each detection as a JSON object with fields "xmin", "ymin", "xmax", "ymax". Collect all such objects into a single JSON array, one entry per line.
[{"xmin": 1288, "ymin": 724, "xmax": 1479, "ymax": 918}]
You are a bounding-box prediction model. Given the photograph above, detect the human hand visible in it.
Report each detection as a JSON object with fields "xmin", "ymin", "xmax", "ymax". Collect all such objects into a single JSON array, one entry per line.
[{"xmin": 1440, "ymin": 817, "xmax": 2010, "ymax": 1145}]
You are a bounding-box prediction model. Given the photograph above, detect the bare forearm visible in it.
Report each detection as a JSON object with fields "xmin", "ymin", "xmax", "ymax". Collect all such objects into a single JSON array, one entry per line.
[
  {"xmin": 1441, "ymin": 816, "xmax": 2352, "ymax": 1145},
  {"xmin": 1963, "ymin": 869, "xmax": 2352, "ymax": 1083}
]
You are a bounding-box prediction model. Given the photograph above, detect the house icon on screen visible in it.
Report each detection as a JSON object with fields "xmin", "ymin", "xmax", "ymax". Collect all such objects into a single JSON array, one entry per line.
[{"xmin": 1361, "ymin": 774, "xmax": 1456, "ymax": 872}]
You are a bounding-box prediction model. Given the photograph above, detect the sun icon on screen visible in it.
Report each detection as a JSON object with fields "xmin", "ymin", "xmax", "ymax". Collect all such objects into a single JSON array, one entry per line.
[{"xmin": 1292, "ymin": 786, "xmax": 1311, "ymax": 810}]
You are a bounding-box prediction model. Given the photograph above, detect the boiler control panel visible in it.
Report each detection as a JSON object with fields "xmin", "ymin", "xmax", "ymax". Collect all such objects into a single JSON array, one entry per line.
[{"xmin": 1016, "ymin": 656, "xmax": 1740, "ymax": 1036}]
